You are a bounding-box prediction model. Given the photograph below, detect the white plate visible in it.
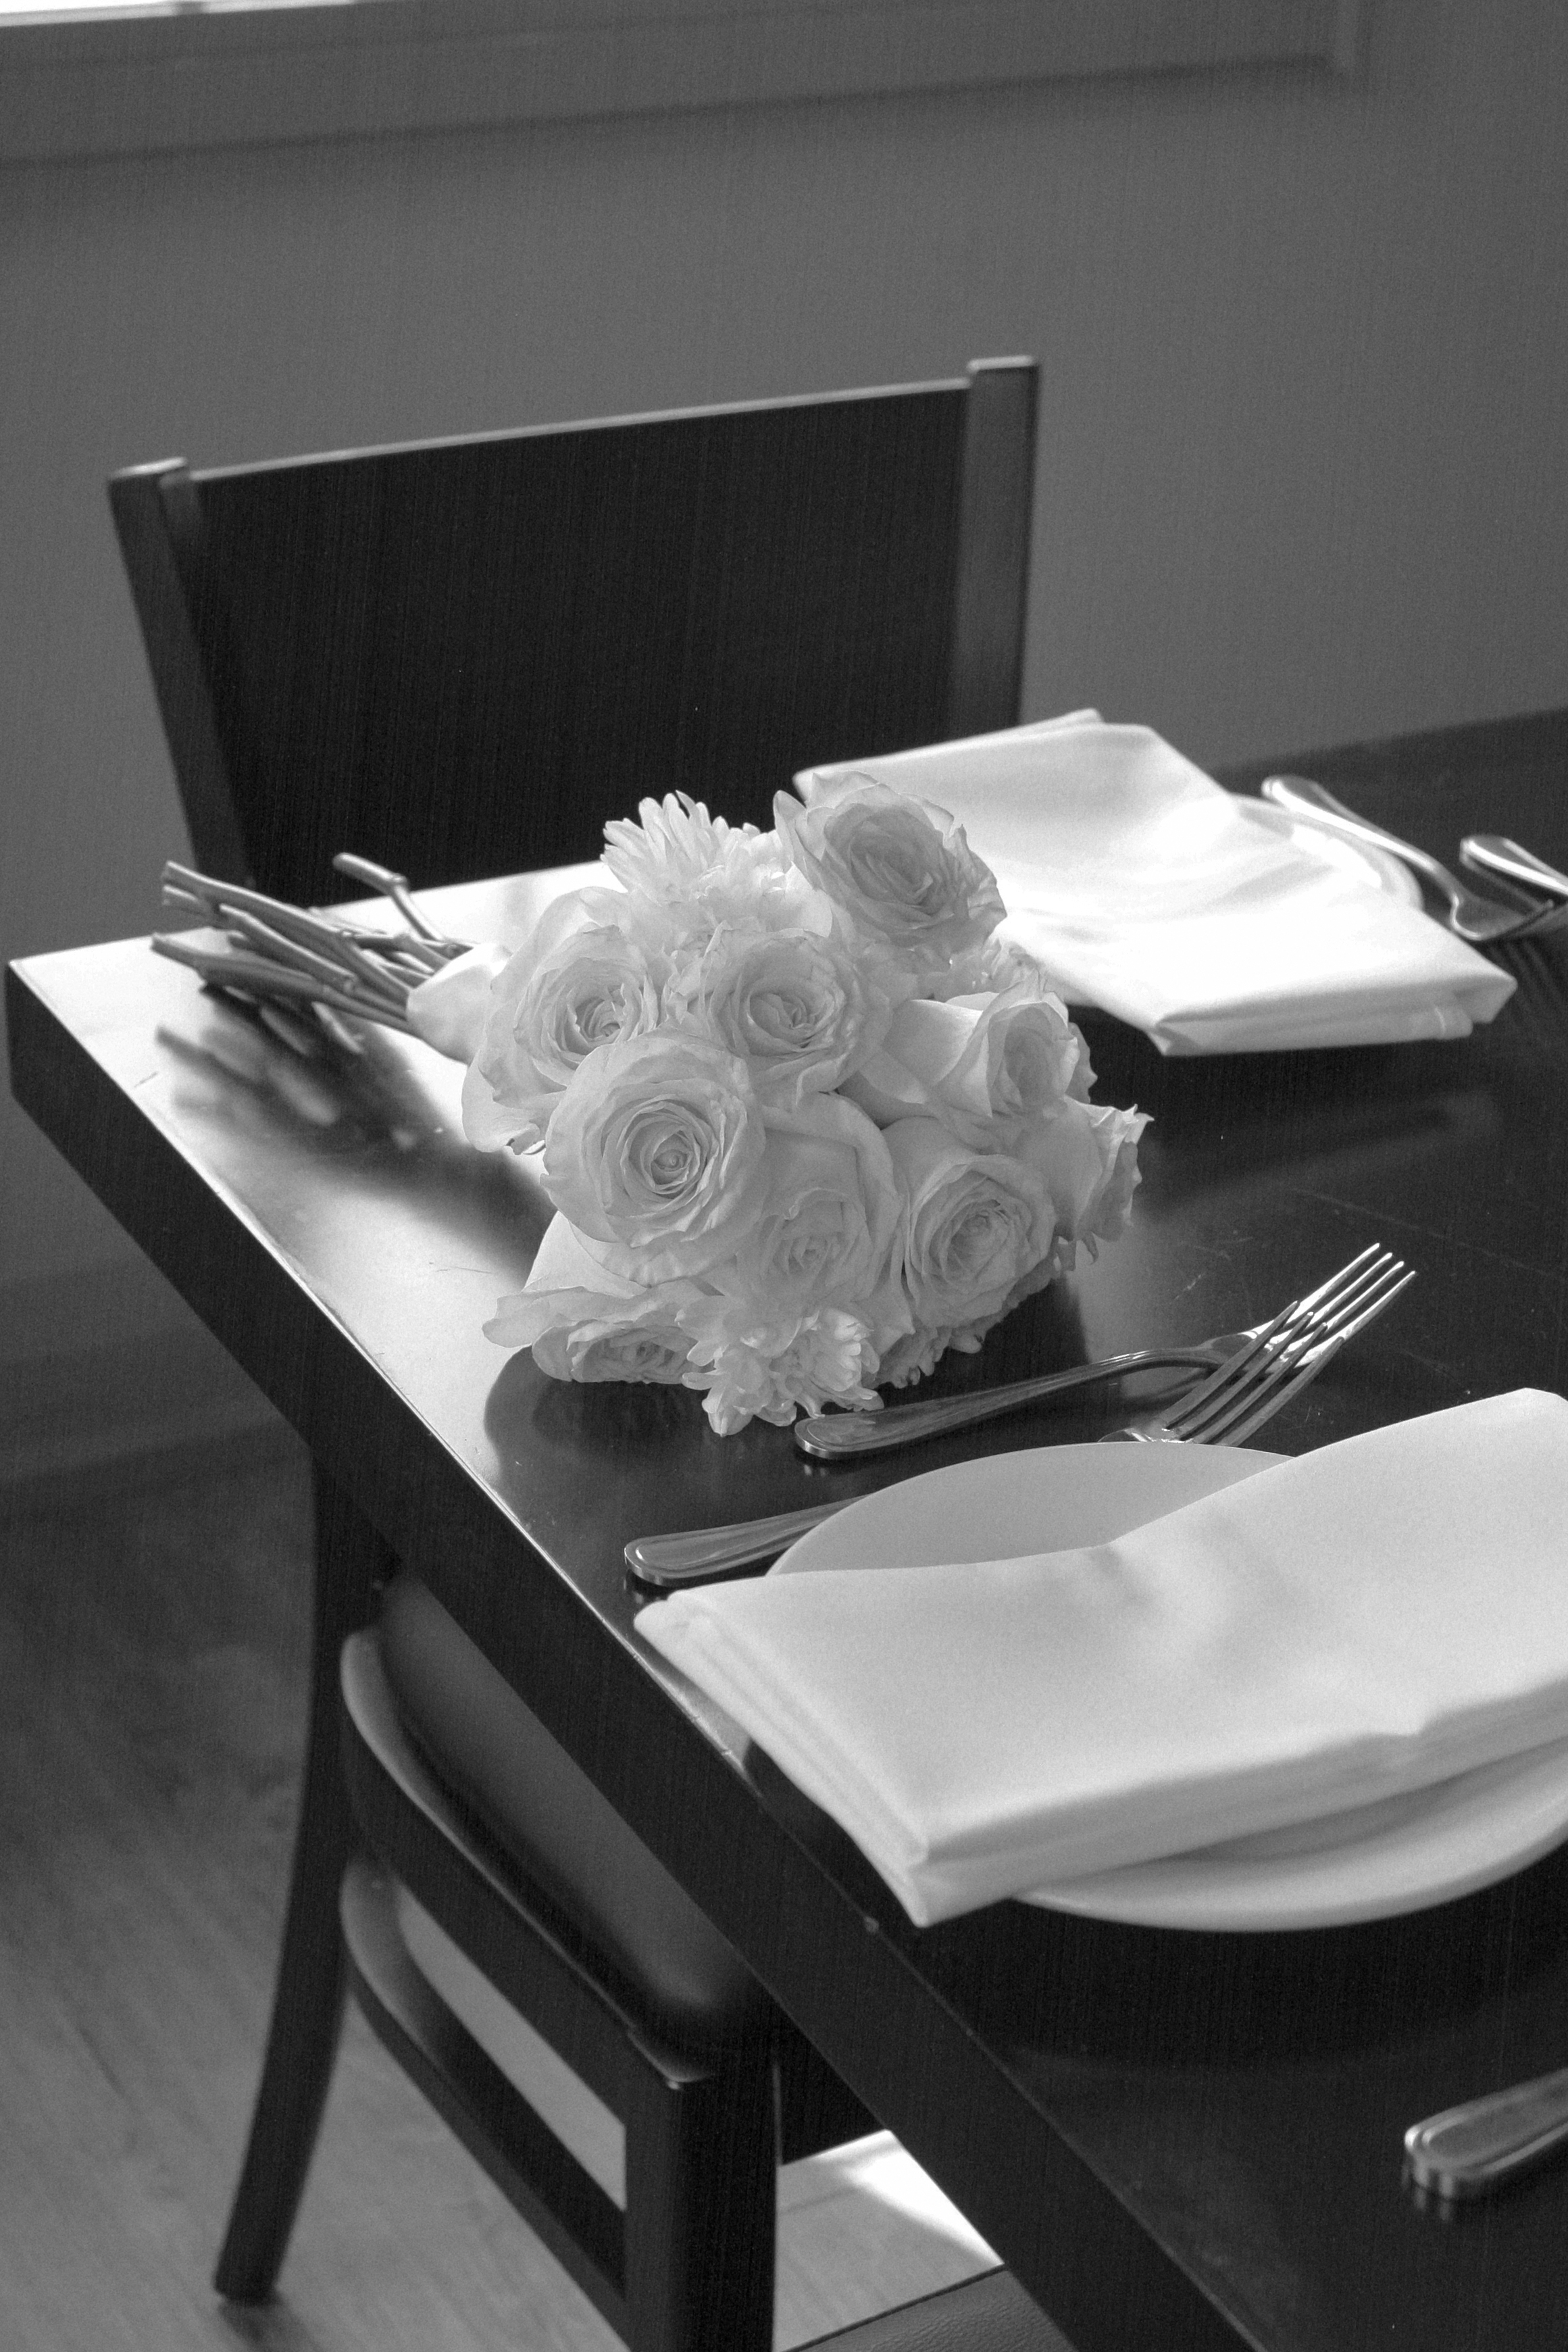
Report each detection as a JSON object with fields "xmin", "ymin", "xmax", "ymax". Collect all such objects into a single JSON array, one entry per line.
[
  {"xmin": 1230, "ymin": 793, "xmax": 1423, "ymax": 905},
  {"xmin": 774, "ymin": 1447, "xmax": 1568, "ymax": 1932}
]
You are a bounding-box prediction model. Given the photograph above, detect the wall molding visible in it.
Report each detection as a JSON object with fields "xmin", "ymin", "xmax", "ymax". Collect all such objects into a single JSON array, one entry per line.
[{"xmin": 2, "ymin": 0, "xmax": 1365, "ymax": 166}]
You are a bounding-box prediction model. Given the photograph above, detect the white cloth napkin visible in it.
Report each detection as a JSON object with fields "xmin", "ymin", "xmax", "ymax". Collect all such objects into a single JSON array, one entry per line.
[
  {"xmin": 636, "ymin": 1391, "xmax": 1568, "ymax": 1925},
  {"xmin": 798, "ymin": 714, "xmax": 1515, "ymax": 1055}
]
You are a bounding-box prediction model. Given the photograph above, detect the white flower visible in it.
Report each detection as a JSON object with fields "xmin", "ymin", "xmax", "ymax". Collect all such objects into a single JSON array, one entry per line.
[
  {"xmin": 874, "ymin": 1322, "xmax": 953, "ymax": 1390},
  {"xmin": 602, "ymin": 793, "xmax": 763, "ymax": 899},
  {"xmin": 709, "ymin": 1093, "xmax": 909, "ymax": 1351},
  {"xmin": 840, "ymin": 978, "xmax": 1082, "ymax": 1144},
  {"xmin": 541, "ymin": 1032, "xmax": 769, "ymax": 1281},
  {"xmin": 486, "ymin": 1213, "xmax": 708, "ymax": 1382},
  {"xmin": 1012, "ymin": 1096, "xmax": 1150, "ymax": 1259},
  {"xmin": 665, "ymin": 920, "xmax": 911, "ymax": 1112},
  {"xmin": 603, "ymin": 793, "xmax": 808, "ymax": 938},
  {"xmin": 886, "ymin": 1116, "xmax": 1056, "ymax": 1331},
  {"xmin": 922, "ymin": 934, "xmax": 1060, "ymax": 1002},
  {"xmin": 459, "ymin": 780, "xmax": 1147, "ymax": 1435},
  {"xmin": 680, "ymin": 1301, "xmax": 882, "ymax": 1434},
  {"xmin": 462, "ymin": 889, "xmax": 662, "ymax": 1152},
  {"xmin": 405, "ymin": 942, "xmax": 513, "ymax": 1062},
  {"xmin": 488, "ymin": 1286, "xmax": 701, "ymax": 1384},
  {"xmin": 774, "ymin": 775, "xmax": 1005, "ymax": 974}
]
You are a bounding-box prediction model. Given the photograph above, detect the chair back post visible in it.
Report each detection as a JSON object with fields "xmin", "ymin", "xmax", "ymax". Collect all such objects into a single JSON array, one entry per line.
[
  {"xmin": 947, "ymin": 358, "xmax": 1039, "ymax": 740},
  {"xmin": 109, "ymin": 459, "xmax": 252, "ymax": 883}
]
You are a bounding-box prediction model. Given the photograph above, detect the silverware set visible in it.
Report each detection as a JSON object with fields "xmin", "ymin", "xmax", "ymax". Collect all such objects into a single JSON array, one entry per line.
[
  {"xmin": 625, "ymin": 1245, "xmax": 1413, "ymax": 1588},
  {"xmin": 1261, "ymin": 775, "xmax": 1568, "ymax": 943}
]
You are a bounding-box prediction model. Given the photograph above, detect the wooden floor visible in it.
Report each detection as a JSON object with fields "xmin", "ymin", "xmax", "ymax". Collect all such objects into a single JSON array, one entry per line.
[{"xmin": 0, "ymin": 1428, "xmax": 994, "ymax": 2351}]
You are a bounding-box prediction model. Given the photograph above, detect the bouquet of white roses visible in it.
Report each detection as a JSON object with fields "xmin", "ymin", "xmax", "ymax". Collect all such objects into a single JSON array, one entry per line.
[{"xmin": 157, "ymin": 776, "xmax": 1148, "ymax": 1435}]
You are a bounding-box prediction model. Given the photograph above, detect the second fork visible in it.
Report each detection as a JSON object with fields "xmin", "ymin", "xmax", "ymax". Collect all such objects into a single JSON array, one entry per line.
[{"xmin": 627, "ymin": 1251, "xmax": 1413, "ymax": 1587}]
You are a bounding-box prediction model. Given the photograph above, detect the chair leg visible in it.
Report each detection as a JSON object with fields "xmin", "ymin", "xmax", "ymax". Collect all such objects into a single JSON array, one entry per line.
[
  {"xmin": 214, "ymin": 1468, "xmax": 395, "ymax": 2302},
  {"xmin": 622, "ymin": 2036, "xmax": 778, "ymax": 2352}
]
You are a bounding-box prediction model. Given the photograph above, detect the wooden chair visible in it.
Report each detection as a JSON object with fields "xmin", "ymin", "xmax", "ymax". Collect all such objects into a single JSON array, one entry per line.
[{"xmin": 109, "ymin": 361, "xmax": 1042, "ymax": 2347}]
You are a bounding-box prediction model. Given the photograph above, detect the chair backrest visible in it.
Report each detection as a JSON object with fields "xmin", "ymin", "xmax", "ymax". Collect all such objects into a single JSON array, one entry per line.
[{"xmin": 110, "ymin": 359, "xmax": 1036, "ymax": 909}]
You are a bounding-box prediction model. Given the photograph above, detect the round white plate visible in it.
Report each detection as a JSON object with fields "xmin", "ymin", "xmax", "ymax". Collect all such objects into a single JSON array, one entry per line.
[
  {"xmin": 774, "ymin": 1446, "xmax": 1568, "ymax": 1932},
  {"xmin": 1230, "ymin": 793, "xmax": 1423, "ymax": 905}
]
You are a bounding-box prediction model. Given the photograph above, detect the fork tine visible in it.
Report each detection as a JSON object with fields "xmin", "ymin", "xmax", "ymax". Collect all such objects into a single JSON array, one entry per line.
[
  {"xmin": 1192, "ymin": 1265, "xmax": 1415, "ymax": 1447},
  {"xmin": 1302, "ymin": 1257, "xmax": 1411, "ymax": 1347},
  {"xmin": 1166, "ymin": 1257, "xmax": 1409, "ymax": 1445},
  {"xmin": 1204, "ymin": 1333, "xmax": 1348, "ymax": 1447},
  {"xmin": 1321, "ymin": 1264, "xmax": 1418, "ymax": 1349},
  {"xmin": 1278, "ymin": 1242, "xmax": 1383, "ymax": 1328},
  {"xmin": 1144, "ymin": 1244, "xmax": 1378, "ymax": 1426},
  {"xmin": 1277, "ymin": 1244, "xmax": 1392, "ymax": 1343},
  {"xmin": 1158, "ymin": 1247, "xmax": 1391, "ymax": 1438}
]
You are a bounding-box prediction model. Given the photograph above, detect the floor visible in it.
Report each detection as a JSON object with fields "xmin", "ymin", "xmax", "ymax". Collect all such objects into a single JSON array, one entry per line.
[{"xmin": 0, "ymin": 1429, "xmax": 994, "ymax": 2351}]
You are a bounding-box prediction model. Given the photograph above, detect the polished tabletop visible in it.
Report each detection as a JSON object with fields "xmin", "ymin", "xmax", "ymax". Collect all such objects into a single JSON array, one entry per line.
[{"xmin": 9, "ymin": 707, "xmax": 1568, "ymax": 2350}]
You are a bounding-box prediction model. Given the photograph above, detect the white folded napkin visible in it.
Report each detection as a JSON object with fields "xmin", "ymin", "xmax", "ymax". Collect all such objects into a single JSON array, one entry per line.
[
  {"xmin": 636, "ymin": 1391, "xmax": 1568, "ymax": 1925},
  {"xmin": 799, "ymin": 714, "xmax": 1515, "ymax": 1055}
]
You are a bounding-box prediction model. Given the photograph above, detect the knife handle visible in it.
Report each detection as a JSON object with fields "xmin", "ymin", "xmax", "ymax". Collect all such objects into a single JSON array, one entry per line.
[
  {"xmin": 1404, "ymin": 2066, "xmax": 1568, "ymax": 2200},
  {"xmin": 626, "ymin": 1499, "xmax": 848, "ymax": 1588},
  {"xmin": 1459, "ymin": 834, "xmax": 1568, "ymax": 905}
]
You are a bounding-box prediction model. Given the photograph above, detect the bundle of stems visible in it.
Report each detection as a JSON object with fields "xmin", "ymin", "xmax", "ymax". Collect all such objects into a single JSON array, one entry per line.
[{"xmin": 152, "ymin": 853, "xmax": 470, "ymax": 1044}]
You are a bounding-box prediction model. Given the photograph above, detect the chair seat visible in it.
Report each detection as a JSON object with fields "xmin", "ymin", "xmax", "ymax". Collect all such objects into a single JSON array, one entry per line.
[{"xmin": 379, "ymin": 1572, "xmax": 764, "ymax": 2052}]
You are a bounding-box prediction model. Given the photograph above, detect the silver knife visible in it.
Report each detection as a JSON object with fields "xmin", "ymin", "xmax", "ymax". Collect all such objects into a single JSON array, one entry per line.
[
  {"xmin": 1405, "ymin": 2065, "xmax": 1568, "ymax": 2201},
  {"xmin": 1460, "ymin": 834, "xmax": 1568, "ymax": 905}
]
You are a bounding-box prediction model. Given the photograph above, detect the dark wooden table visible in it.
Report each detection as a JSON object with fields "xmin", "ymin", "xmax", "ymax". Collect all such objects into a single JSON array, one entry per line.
[{"xmin": 10, "ymin": 708, "xmax": 1568, "ymax": 2351}]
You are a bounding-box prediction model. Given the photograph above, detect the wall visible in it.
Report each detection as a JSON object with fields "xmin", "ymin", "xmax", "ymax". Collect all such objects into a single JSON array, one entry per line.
[{"xmin": 2, "ymin": 0, "xmax": 1565, "ymax": 1426}]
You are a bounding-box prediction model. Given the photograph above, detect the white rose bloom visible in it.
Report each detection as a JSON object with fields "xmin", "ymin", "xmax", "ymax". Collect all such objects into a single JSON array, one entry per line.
[
  {"xmin": 774, "ymin": 775, "xmax": 1004, "ymax": 975},
  {"xmin": 666, "ymin": 920, "xmax": 911, "ymax": 1113},
  {"xmin": 841, "ymin": 979, "xmax": 1082, "ymax": 1144},
  {"xmin": 486, "ymin": 1284, "xmax": 700, "ymax": 1384},
  {"xmin": 709, "ymin": 1093, "xmax": 909, "ymax": 1351},
  {"xmin": 406, "ymin": 941, "xmax": 514, "ymax": 1062},
  {"xmin": 924, "ymin": 934, "xmax": 1062, "ymax": 1002},
  {"xmin": 886, "ymin": 1116, "xmax": 1056, "ymax": 1331},
  {"xmin": 486, "ymin": 1212, "xmax": 711, "ymax": 1384},
  {"xmin": 541, "ymin": 1032, "xmax": 769, "ymax": 1281},
  {"xmin": 1013, "ymin": 1096, "xmax": 1150, "ymax": 1260},
  {"xmin": 462, "ymin": 888, "xmax": 663, "ymax": 1152}
]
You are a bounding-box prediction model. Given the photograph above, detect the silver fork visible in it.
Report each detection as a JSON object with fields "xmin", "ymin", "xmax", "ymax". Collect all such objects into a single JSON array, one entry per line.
[
  {"xmin": 797, "ymin": 1242, "xmax": 1389, "ymax": 1461},
  {"xmin": 1101, "ymin": 1253, "xmax": 1413, "ymax": 1445},
  {"xmin": 1261, "ymin": 777, "xmax": 1568, "ymax": 943},
  {"xmin": 626, "ymin": 1252, "xmax": 1413, "ymax": 1587}
]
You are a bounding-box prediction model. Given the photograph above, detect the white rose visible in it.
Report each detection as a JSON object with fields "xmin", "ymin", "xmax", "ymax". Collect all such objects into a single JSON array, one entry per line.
[
  {"xmin": 486, "ymin": 1211, "xmax": 710, "ymax": 1383},
  {"xmin": 541, "ymin": 1032, "xmax": 768, "ymax": 1281},
  {"xmin": 666, "ymin": 920, "xmax": 910, "ymax": 1113},
  {"xmin": 490, "ymin": 1284, "xmax": 702, "ymax": 1384},
  {"xmin": 840, "ymin": 979, "xmax": 1082, "ymax": 1143},
  {"xmin": 709, "ymin": 1093, "xmax": 909, "ymax": 1351},
  {"xmin": 774, "ymin": 775, "xmax": 1004, "ymax": 974},
  {"xmin": 462, "ymin": 888, "xmax": 662, "ymax": 1152},
  {"xmin": 406, "ymin": 942, "xmax": 514, "ymax": 1061},
  {"xmin": 924, "ymin": 934, "xmax": 1061, "ymax": 1002},
  {"xmin": 886, "ymin": 1116, "xmax": 1056, "ymax": 1330},
  {"xmin": 1011, "ymin": 1096, "xmax": 1150, "ymax": 1259}
]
